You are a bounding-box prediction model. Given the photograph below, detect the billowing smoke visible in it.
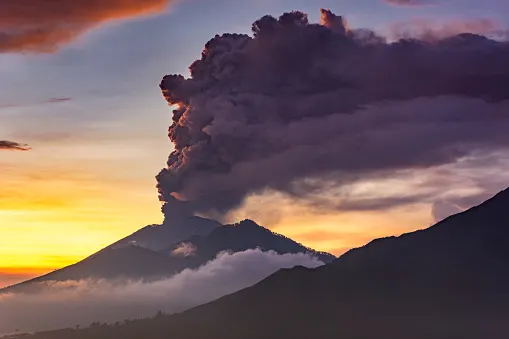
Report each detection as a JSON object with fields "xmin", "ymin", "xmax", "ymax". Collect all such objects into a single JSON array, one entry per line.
[
  {"xmin": 156, "ymin": 9, "xmax": 509, "ymax": 220},
  {"xmin": 0, "ymin": 249, "xmax": 323, "ymax": 335},
  {"xmin": 0, "ymin": 140, "xmax": 30, "ymax": 151}
]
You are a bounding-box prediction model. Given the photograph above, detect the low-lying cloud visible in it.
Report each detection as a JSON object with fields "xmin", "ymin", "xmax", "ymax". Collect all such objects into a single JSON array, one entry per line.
[
  {"xmin": 0, "ymin": 249, "xmax": 323, "ymax": 335},
  {"xmin": 0, "ymin": 140, "xmax": 30, "ymax": 151},
  {"xmin": 0, "ymin": 0, "xmax": 174, "ymax": 52}
]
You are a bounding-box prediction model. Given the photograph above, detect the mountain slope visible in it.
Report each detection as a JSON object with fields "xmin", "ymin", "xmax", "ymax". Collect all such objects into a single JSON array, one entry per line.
[{"xmin": 28, "ymin": 188, "xmax": 509, "ymax": 339}]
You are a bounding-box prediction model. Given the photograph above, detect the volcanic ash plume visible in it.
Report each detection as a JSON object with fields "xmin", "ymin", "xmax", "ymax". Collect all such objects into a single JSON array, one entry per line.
[{"xmin": 156, "ymin": 9, "xmax": 509, "ymax": 220}]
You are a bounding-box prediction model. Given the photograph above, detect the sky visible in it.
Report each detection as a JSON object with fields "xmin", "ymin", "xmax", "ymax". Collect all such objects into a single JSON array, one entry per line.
[{"xmin": 1, "ymin": 0, "xmax": 509, "ymax": 288}]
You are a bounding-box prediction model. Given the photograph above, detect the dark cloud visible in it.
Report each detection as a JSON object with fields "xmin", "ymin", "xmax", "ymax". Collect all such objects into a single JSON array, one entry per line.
[
  {"xmin": 0, "ymin": 140, "xmax": 30, "ymax": 151},
  {"xmin": 0, "ymin": 0, "xmax": 173, "ymax": 52},
  {"xmin": 156, "ymin": 9, "xmax": 509, "ymax": 220}
]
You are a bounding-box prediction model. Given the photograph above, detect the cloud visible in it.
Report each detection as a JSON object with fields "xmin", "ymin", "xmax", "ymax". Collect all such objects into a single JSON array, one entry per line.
[
  {"xmin": 0, "ymin": 140, "xmax": 30, "ymax": 151},
  {"xmin": 431, "ymin": 193, "xmax": 492, "ymax": 222},
  {"xmin": 390, "ymin": 18, "xmax": 509, "ymax": 41},
  {"xmin": 171, "ymin": 242, "xmax": 197, "ymax": 257},
  {"xmin": 46, "ymin": 97, "xmax": 72, "ymax": 104},
  {"xmin": 428, "ymin": 151, "xmax": 509, "ymax": 222},
  {"xmin": 384, "ymin": 0, "xmax": 433, "ymax": 6},
  {"xmin": 431, "ymin": 199, "xmax": 463, "ymax": 222},
  {"xmin": 0, "ymin": 97, "xmax": 72, "ymax": 109},
  {"xmin": 156, "ymin": 9, "xmax": 509, "ymax": 220},
  {"xmin": 0, "ymin": 249, "xmax": 323, "ymax": 335},
  {"xmin": 0, "ymin": 0, "xmax": 173, "ymax": 53}
]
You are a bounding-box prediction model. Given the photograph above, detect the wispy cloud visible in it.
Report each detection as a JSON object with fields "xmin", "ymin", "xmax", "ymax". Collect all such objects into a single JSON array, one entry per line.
[
  {"xmin": 46, "ymin": 97, "xmax": 72, "ymax": 104},
  {"xmin": 0, "ymin": 140, "xmax": 30, "ymax": 151},
  {"xmin": 0, "ymin": 0, "xmax": 175, "ymax": 53},
  {"xmin": 0, "ymin": 97, "xmax": 72, "ymax": 109},
  {"xmin": 384, "ymin": 0, "xmax": 436, "ymax": 6}
]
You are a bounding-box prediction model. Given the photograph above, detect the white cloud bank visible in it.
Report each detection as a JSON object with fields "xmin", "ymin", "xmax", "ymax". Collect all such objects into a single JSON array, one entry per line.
[{"xmin": 0, "ymin": 249, "xmax": 323, "ymax": 335}]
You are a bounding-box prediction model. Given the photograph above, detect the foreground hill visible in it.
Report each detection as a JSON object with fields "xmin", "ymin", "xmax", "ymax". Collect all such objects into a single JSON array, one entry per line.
[
  {"xmin": 24, "ymin": 188, "xmax": 509, "ymax": 339},
  {"xmin": 1, "ymin": 220, "xmax": 334, "ymax": 294}
]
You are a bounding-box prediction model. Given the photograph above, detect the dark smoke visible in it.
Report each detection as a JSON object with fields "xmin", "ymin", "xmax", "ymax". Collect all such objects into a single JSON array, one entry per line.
[
  {"xmin": 156, "ymin": 9, "xmax": 509, "ymax": 220},
  {"xmin": 0, "ymin": 140, "xmax": 30, "ymax": 151}
]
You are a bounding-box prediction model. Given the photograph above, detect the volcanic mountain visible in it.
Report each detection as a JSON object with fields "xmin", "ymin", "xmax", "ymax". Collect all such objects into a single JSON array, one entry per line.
[
  {"xmin": 24, "ymin": 187, "xmax": 509, "ymax": 339},
  {"xmin": 1, "ymin": 219, "xmax": 334, "ymax": 294}
]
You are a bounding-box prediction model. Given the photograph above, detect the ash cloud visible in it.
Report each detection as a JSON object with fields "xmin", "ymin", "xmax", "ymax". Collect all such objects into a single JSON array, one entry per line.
[
  {"xmin": 156, "ymin": 9, "xmax": 509, "ymax": 220},
  {"xmin": 0, "ymin": 140, "xmax": 30, "ymax": 151},
  {"xmin": 0, "ymin": 0, "xmax": 173, "ymax": 52},
  {"xmin": 0, "ymin": 249, "xmax": 323, "ymax": 335}
]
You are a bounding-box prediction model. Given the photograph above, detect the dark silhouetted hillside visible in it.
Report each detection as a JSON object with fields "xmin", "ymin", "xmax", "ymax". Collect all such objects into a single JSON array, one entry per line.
[{"xmin": 20, "ymin": 188, "xmax": 509, "ymax": 339}]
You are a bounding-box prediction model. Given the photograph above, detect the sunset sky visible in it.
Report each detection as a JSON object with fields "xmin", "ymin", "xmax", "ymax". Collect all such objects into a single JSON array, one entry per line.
[{"xmin": 2, "ymin": 0, "xmax": 509, "ymax": 288}]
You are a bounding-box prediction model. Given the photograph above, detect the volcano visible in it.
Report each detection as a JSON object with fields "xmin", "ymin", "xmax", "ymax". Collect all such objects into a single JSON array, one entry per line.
[{"xmin": 23, "ymin": 188, "xmax": 509, "ymax": 339}]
